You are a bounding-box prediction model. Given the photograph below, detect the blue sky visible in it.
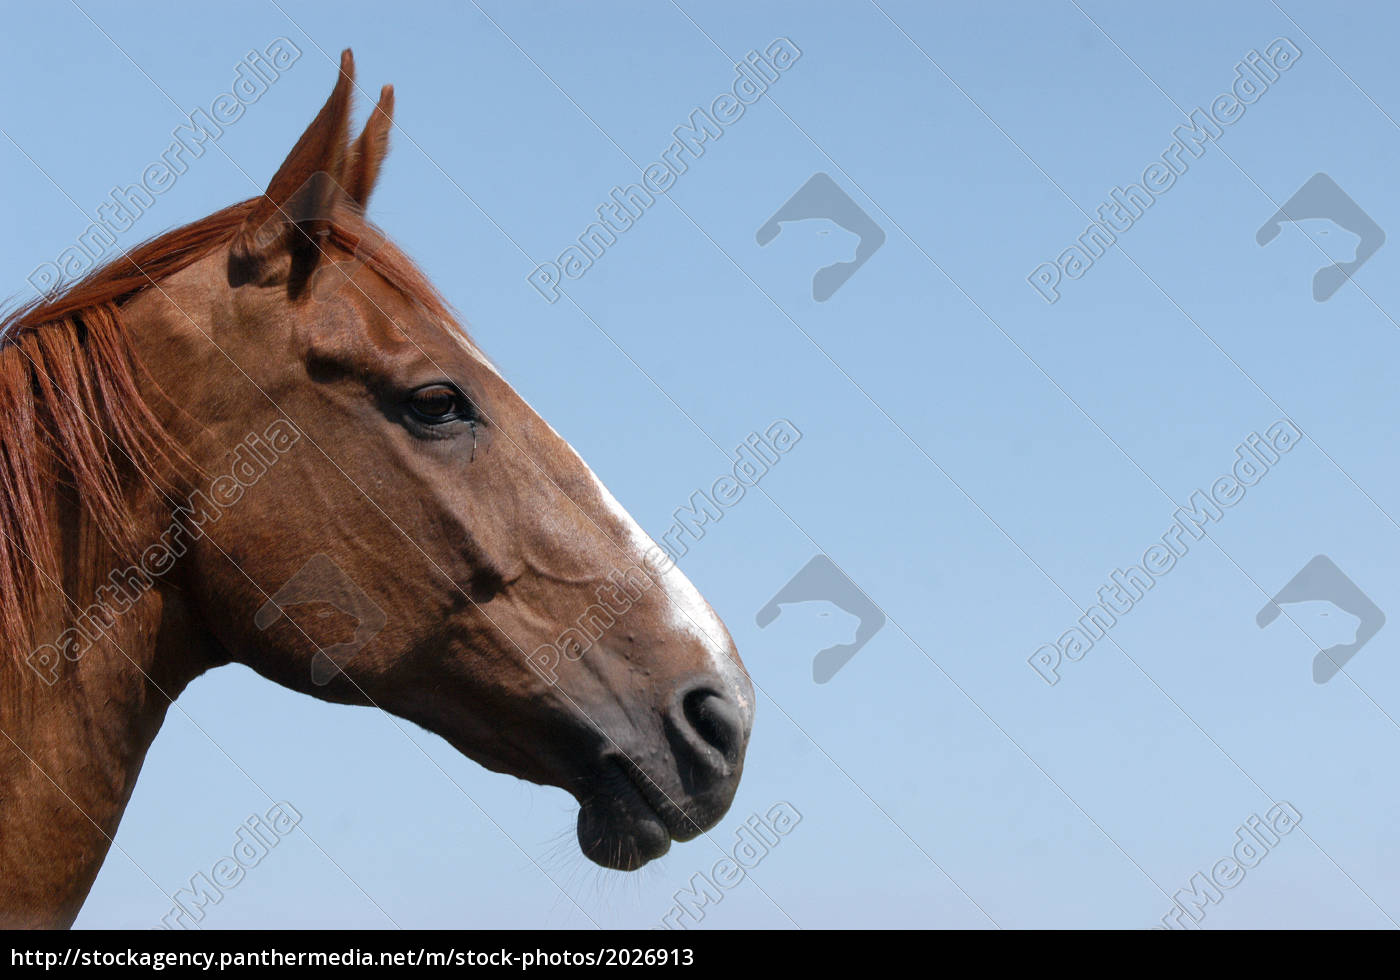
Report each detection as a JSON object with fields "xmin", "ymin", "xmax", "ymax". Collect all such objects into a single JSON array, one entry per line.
[{"xmin": 4, "ymin": 0, "xmax": 1400, "ymax": 930}]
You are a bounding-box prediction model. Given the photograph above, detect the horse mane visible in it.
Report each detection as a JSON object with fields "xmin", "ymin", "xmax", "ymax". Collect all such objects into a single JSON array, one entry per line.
[{"xmin": 0, "ymin": 199, "xmax": 453, "ymax": 660}]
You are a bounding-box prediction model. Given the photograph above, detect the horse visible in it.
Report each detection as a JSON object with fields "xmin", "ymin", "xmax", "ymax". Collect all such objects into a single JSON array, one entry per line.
[{"xmin": 0, "ymin": 50, "xmax": 754, "ymax": 929}]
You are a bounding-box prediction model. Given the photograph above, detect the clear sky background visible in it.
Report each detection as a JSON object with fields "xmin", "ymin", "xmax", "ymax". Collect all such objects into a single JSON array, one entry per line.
[{"xmin": 4, "ymin": 0, "xmax": 1400, "ymax": 930}]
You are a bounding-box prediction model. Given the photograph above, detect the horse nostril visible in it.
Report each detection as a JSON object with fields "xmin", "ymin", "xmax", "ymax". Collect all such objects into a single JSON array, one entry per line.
[{"xmin": 678, "ymin": 686, "xmax": 744, "ymax": 770}]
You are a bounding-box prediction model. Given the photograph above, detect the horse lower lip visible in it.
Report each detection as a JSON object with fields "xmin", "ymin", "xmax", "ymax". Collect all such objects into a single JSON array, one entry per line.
[{"xmin": 575, "ymin": 764, "xmax": 673, "ymax": 871}]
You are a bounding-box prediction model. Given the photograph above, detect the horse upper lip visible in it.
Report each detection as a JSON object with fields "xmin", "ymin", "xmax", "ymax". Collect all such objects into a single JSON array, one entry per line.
[{"xmin": 610, "ymin": 758, "xmax": 696, "ymax": 840}]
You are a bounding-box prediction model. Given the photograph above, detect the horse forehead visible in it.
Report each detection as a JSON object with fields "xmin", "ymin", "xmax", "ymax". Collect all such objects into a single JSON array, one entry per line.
[
  {"xmin": 442, "ymin": 322, "xmax": 502, "ymax": 379},
  {"xmin": 381, "ymin": 309, "xmax": 501, "ymax": 378},
  {"xmin": 342, "ymin": 293, "xmax": 500, "ymax": 374}
]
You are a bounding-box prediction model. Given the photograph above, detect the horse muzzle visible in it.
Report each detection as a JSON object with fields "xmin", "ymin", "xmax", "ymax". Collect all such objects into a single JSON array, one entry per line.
[{"xmin": 576, "ymin": 672, "xmax": 754, "ymax": 871}]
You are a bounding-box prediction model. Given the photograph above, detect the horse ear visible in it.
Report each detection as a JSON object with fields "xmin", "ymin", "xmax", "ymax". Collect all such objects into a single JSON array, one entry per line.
[
  {"xmin": 344, "ymin": 85, "xmax": 394, "ymax": 208},
  {"xmin": 231, "ymin": 49, "xmax": 356, "ymax": 280}
]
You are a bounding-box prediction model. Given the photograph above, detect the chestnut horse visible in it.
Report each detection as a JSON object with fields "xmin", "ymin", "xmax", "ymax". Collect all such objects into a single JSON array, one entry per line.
[{"xmin": 0, "ymin": 51, "xmax": 753, "ymax": 928}]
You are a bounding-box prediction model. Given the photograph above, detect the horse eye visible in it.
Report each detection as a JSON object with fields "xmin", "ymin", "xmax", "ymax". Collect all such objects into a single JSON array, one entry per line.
[{"xmin": 408, "ymin": 384, "xmax": 465, "ymax": 423}]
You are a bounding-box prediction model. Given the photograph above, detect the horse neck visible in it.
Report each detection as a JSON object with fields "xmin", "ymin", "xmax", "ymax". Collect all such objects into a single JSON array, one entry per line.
[{"xmin": 0, "ymin": 484, "xmax": 200, "ymax": 927}]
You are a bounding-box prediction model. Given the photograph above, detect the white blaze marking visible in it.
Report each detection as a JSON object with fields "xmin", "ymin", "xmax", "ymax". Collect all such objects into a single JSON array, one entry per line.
[
  {"xmin": 545, "ymin": 421, "xmax": 749, "ymax": 711},
  {"xmin": 445, "ymin": 320, "xmax": 504, "ymax": 380},
  {"xmin": 447, "ymin": 325, "xmax": 751, "ymax": 713},
  {"xmin": 582, "ymin": 463, "xmax": 751, "ymax": 711}
]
